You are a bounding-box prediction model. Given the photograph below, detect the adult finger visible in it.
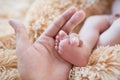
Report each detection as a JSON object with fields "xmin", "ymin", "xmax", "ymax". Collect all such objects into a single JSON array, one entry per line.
[
  {"xmin": 9, "ymin": 19, "xmax": 30, "ymax": 54},
  {"xmin": 62, "ymin": 10, "xmax": 85, "ymax": 34},
  {"xmin": 42, "ymin": 7, "xmax": 77, "ymax": 37}
]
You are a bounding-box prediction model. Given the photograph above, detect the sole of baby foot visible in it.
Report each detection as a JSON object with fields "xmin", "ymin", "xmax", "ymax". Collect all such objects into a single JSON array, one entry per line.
[
  {"xmin": 58, "ymin": 39, "xmax": 91, "ymax": 67},
  {"xmin": 55, "ymin": 30, "xmax": 68, "ymax": 50}
]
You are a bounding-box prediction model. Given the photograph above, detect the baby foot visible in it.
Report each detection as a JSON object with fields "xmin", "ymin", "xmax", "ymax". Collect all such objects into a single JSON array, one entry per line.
[
  {"xmin": 55, "ymin": 30, "xmax": 81, "ymax": 50},
  {"xmin": 55, "ymin": 30, "xmax": 90, "ymax": 66}
]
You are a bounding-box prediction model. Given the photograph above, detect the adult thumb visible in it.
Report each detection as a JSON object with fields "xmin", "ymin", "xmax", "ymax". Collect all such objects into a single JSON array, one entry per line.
[{"xmin": 9, "ymin": 19, "xmax": 30, "ymax": 54}]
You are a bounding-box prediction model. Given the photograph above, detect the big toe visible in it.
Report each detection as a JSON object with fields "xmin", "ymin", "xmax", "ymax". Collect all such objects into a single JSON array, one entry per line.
[
  {"xmin": 59, "ymin": 30, "xmax": 68, "ymax": 40},
  {"xmin": 70, "ymin": 36, "xmax": 83, "ymax": 47}
]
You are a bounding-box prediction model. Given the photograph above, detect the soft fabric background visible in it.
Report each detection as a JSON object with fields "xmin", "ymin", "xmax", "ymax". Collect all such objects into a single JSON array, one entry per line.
[
  {"xmin": 0, "ymin": 0, "xmax": 34, "ymax": 36},
  {"xmin": 1, "ymin": 0, "xmax": 120, "ymax": 80}
]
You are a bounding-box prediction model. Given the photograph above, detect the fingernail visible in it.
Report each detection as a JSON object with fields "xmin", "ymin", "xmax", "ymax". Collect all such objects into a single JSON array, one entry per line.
[{"xmin": 75, "ymin": 10, "xmax": 85, "ymax": 19}]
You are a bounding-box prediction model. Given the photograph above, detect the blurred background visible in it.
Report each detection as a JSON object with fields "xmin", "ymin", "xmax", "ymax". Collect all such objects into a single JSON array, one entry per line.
[{"xmin": 0, "ymin": 0, "xmax": 35, "ymax": 36}]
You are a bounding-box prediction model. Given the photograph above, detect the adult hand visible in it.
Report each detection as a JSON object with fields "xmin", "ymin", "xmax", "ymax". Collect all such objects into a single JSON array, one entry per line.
[{"xmin": 9, "ymin": 7, "xmax": 85, "ymax": 80}]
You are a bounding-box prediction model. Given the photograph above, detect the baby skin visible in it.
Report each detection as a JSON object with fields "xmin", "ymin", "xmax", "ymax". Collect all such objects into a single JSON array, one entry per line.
[
  {"xmin": 55, "ymin": 30, "xmax": 91, "ymax": 66},
  {"xmin": 55, "ymin": 14, "xmax": 120, "ymax": 67},
  {"xmin": 55, "ymin": 0, "xmax": 120, "ymax": 67}
]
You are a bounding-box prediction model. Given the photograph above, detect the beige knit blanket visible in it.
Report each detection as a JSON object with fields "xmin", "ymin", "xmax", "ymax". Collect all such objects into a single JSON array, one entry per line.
[{"xmin": 1, "ymin": 0, "xmax": 120, "ymax": 80}]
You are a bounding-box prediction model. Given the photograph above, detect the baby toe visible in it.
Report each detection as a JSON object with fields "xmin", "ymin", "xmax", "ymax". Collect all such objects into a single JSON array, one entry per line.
[
  {"xmin": 59, "ymin": 30, "xmax": 68, "ymax": 40},
  {"xmin": 70, "ymin": 36, "xmax": 79, "ymax": 46},
  {"xmin": 69, "ymin": 33, "xmax": 83, "ymax": 47}
]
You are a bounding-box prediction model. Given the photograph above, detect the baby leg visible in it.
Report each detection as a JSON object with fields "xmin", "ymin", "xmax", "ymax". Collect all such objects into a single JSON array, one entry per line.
[
  {"xmin": 79, "ymin": 15, "xmax": 110, "ymax": 56},
  {"xmin": 97, "ymin": 18, "xmax": 120, "ymax": 46}
]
